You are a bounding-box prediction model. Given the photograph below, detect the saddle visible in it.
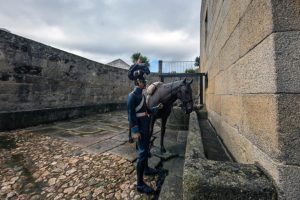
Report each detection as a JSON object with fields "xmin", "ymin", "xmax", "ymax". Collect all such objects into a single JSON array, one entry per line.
[
  {"xmin": 146, "ymin": 82, "xmax": 163, "ymax": 107},
  {"xmin": 146, "ymin": 82, "xmax": 163, "ymax": 96}
]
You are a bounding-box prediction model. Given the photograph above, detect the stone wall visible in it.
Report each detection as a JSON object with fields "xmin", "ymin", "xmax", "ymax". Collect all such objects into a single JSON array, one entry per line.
[
  {"xmin": 200, "ymin": 0, "xmax": 300, "ymax": 199},
  {"xmin": 0, "ymin": 30, "xmax": 160, "ymax": 130}
]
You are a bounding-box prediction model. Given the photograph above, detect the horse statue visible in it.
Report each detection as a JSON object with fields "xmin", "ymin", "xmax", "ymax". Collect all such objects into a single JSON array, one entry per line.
[{"xmin": 129, "ymin": 78, "xmax": 194, "ymax": 153}]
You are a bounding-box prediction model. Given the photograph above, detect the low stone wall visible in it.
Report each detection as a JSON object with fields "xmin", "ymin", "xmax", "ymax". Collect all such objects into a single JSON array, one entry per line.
[
  {"xmin": 0, "ymin": 30, "xmax": 160, "ymax": 130},
  {"xmin": 183, "ymin": 111, "xmax": 277, "ymax": 199}
]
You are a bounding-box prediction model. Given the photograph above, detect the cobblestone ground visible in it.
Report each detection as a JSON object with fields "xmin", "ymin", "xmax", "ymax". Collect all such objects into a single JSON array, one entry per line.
[{"xmin": 0, "ymin": 131, "xmax": 157, "ymax": 200}]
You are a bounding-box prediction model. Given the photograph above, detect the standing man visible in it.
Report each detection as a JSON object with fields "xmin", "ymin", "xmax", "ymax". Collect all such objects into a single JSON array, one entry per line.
[{"xmin": 127, "ymin": 58, "xmax": 162, "ymax": 194}]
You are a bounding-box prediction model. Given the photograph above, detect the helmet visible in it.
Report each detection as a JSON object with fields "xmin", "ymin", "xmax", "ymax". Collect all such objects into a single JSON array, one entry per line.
[{"xmin": 128, "ymin": 63, "xmax": 150, "ymax": 81}]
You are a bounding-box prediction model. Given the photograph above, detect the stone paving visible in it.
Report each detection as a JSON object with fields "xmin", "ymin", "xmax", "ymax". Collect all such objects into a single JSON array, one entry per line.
[{"xmin": 0, "ymin": 111, "xmax": 186, "ymax": 200}]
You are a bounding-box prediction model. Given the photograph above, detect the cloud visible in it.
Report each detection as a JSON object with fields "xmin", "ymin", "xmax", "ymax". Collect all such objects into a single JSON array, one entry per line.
[{"xmin": 0, "ymin": 0, "xmax": 201, "ymax": 65}]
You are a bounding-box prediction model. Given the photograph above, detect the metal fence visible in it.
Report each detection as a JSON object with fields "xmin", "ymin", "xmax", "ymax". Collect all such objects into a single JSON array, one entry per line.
[
  {"xmin": 156, "ymin": 60, "xmax": 206, "ymax": 104},
  {"xmin": 158, "ymin": 60, "xmax": 199, "ymax": 74}
]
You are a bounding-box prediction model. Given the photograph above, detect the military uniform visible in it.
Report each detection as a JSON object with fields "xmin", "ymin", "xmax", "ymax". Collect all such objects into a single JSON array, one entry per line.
[{"xmin": 127, "ymin": 63, "xmax": 158, "ymax": 194}]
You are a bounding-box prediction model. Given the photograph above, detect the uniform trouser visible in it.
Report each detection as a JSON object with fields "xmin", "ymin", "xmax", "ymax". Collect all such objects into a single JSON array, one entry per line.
[{"xmin": 136, "ymin": 116, "xmax": 150, "ymax": 186}]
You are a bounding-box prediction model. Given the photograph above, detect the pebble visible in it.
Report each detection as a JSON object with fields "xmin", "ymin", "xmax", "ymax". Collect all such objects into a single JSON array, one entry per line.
[
  {"xmin": 66, "ymin": 168, "xmax": 77, "ymax": 176},
  {"xmin": 48, "ymin": 178, "xmax": 56, "ymax": 186},
  {"xmin": 63, "ymin": 187, "xmax": 76, "ymax": 194},
  {"xmin": 0, "ymin": 131, "xmax": 157, "ymax": 200},
  {"xmin": 30, "ymin": 194, "xmax": 41, "ymax": 200}
]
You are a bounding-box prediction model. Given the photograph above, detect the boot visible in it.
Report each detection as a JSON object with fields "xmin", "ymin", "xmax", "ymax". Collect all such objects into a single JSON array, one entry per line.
[
  {"xmin": 136, "ymin": 160, "xmax": 155, "ymax": 194},
  {"xmin": 144, "ymin": 159, "xmax": 158, "ymax": 176},
  {"xmin": 137, "ymin": 183, "xmax": 155, "ymax": 194}
]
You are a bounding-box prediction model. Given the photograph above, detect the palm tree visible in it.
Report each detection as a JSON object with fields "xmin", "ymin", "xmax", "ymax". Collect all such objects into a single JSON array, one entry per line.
[{"xmin": 131, "ymin": 52, "xmax": 150, "ymax": 66}]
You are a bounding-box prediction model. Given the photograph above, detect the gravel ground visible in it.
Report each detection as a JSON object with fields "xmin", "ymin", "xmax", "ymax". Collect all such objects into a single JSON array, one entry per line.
[{"xmin": 0, "ymin": 130, "xmax": 158, "ymax": 200}]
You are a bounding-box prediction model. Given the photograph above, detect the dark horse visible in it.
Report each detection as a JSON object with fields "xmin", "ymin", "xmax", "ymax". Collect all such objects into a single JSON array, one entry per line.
[{"xmin": 128, "ymin": 78, "xmax": 194, "ymax": 153}]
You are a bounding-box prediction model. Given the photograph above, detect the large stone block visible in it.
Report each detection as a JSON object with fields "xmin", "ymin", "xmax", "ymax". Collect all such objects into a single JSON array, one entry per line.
[
  {"xmin": 213, "ymin": 94, "xmax": 221, "ymax": 114},
  {"xmin": 206, "ymin": 93, "xmax": 214, "ymax": 111},
  {"xmin": 206, "ymin": 77, "xmax": 216, "ymax": 94},
  {"xmin": 239, "ymin": 0, "xmax": 252, "ymax": 18},
  {"xmin": 219, "ymin": 120, "xmax": 254, "ymax": 164},
  {"xmin": 239, "ymin": 0, "xmax": 273, "ymax": 56},
  {"xmin": 215, "ymin": 71, "xmax": 226, "ymax": 95},
  {"xmin": 241, "ymin": 94, "xmax": 280, "ymax": 160},
  {"xmin": 238, "ymin": 34, "xmax": 277, "ymax": 94},
  {"xmin": 225, "ymin": 62, "xmax": 241, "ymax": 95},
  {"xmin": 272, "ymin": 0, "xmax": 300, "ymax": 32},
  {"xmin": 220, "ymin": 25, "xmax": 240, "ymax": 71},
  {"xmin": 277, "ymin": 164, "xmax": 300, "ymax": 200},
  {"xmin": 207, "ymin": 108, "xmax": 222, "ymax": 135},
  {"xmin": 274, "ymin": 31, "xmax": 300, "ymax": 93},
  {"xmin": 207, "ymin": 53, "xmax": 220, "ymax": 79},
  {"xmin": 207, "ymin": 0, "xmax": 224, "ymax": 55},
  {"xmin": 221, "ymin": 95, "xmax": 241, "ymax": 128},
  {"xmin": 278, "ymin": 94, "xmax": 300, "ymax": 165},
  {"xmin": 212, "ymin": 0, "xmax": 234, "ymax": 54},
  {"xmin": 218, "ymin": 120, "xmax": 300, "ymax": 200}
]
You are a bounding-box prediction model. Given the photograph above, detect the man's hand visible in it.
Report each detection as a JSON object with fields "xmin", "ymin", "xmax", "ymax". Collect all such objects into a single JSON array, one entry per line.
[
  {"xmin": 157, "ymin": 103, "xmax": 164, "ymax": 110},
  {"xmin": 132, "ymin": 133, "xmax": 141, "ymax": 141}
]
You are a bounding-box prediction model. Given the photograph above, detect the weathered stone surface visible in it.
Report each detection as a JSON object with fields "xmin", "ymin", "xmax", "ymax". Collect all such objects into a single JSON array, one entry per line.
[
  {"xmin": 219, "ymin": 25, "xmax": 240, "ymax": 71},
  {"xmin": 185, "ymin": 112, "xmax": 205, "ymax": 160},
  {"xmin": 85, "ymin": 139, "xmax": 124, "ymax": 154},
  {"xmin": 241, "ymin": 94, "xmax": 279, "ymax": 159},
  {"xmin": 239, "ymin": 0, "xmax": 273, "ymax": 56},
  {"xmin": 221, "ymin": 95, "xmax": 241, "ymax": 128},
  {"xmin": 183, "ymin": 158, "xmax": 277, "ymax": 200},
  {"xmin": 207, "ymin": 108, "xmax": 222, "ymax": 136},
  {"xmin": 0, "ymin": 30, "xmax": 162, "ymax": 131},
  {"xmin": 274, "ymin": 31, "xmax": 300, "ymax": 93},
  {"xmin": 184, "ymin": 111, "xmax": 277, "ymax": 198},
  {"xmin": 278, "ymin": 94, "xmax": 300, "ymax": 165},
  {"xmin": 218, "ymin": 124, "xmax": 300, "ymax": 200},
  {"xmin": 201, "ymin": 0, "xmax": 300, "ymax": 198},
  {"xmin": 219, "ymin": 120, "xmax": 254, "ymax": 163},
  {"xmin": 108, "ymin": 142, "xmax": 137, "ymax": 162},
  {"xmin": 237, "ymin": 33, "xmax": 277, "ymax": 94},
  {"xmin": 277, "ymin": 164, "xmax": 300, "ymax": 200},
  {"xmin": 213, "ymin": 94, "xmax": 221, "ymax": 114},
  {"xmin": 215, "ymin": 71, "xmax": 226, "ymax": 95},
  {"xmin": 159, "ymin": 175, "xmax": 182, "ymax": 200},
  {"xmin": 272, "ymin": 0, "xmax": 300, "ymax": 32}
]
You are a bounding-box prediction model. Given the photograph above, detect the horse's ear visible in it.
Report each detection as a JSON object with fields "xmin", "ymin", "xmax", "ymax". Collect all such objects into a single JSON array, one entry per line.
[
  {"xmin": 183, "ymin": 78, "xmax": 187, "ymax": 83},
  {"xmin": 188, "ymin": 79, "xmax": 193, "ymax": 85}
]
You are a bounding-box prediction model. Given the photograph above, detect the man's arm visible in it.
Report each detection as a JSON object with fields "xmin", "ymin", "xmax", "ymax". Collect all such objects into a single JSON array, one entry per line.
[{"xmin": 127, "ymin": 93, "xmax": 139, "ymax": 134}]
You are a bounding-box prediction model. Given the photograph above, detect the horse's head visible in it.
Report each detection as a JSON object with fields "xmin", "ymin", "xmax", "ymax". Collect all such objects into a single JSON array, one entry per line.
[{"xmin": 177, "ymin": 78, "xmax": 193, "ymax": 114}]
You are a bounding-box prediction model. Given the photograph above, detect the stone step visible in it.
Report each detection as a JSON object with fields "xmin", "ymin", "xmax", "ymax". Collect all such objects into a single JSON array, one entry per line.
[{"xmin": 183, "ymin": 111, "xmax": 277, "ymax": 200}]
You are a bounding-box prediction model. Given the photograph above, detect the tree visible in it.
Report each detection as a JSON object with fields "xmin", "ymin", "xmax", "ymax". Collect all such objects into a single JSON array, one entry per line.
[
  {"xmin": 185, "ymin": 68, "xmax": 196, "ymax": 73},
  {"xmin": 194, "ymin": 56, "xmax": 200, "ymax": 67},
  {"xmin": 131, "ymin": 52, "xmax": 150, "ymax": 67}
]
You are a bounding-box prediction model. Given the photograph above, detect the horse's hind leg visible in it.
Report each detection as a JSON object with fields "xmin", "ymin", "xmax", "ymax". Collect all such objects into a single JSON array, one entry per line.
[{"xmin": 160, "ymin": 117, "xmax": 167, "ymax": 153}]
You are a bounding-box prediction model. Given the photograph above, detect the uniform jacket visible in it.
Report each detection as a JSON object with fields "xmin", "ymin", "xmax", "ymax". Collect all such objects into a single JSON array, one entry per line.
[{"xmin": 127, "ymin": 86, "xmax": 156, "ymax": 134}]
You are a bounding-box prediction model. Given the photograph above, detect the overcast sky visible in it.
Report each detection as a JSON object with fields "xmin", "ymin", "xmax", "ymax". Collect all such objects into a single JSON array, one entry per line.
[{"xmin": 0, "ymin": 0, "xmax": 201, "ymax": 66}]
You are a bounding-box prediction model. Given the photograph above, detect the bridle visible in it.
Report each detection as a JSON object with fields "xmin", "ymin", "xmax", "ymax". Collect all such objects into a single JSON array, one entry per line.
[{"xmin": 161, "ymin": 81, "xmax": 193, "ymax": 112}]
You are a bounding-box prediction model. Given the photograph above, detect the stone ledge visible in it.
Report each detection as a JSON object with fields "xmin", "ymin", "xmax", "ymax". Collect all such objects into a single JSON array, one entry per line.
[
  {"xmin": 0, "ymin": 103, "xmax": 126, "ymax": 131},
  {"xmin": 183, "ymin": 110, "xmax": 277, "ymax": 200}
]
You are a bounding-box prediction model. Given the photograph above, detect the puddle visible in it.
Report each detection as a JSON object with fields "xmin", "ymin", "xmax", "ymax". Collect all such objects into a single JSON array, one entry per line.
[{"xmin": 0, "ymin": 134, "xmax": 17, "ymax": 149}]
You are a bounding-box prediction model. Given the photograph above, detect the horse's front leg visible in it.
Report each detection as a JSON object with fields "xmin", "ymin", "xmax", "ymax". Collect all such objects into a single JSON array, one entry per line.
[
  {"xmin": 160, "ymin": 117, "xmax": 167, "ymax": 153},
  {"xmin": 149, "ymin": 116, "xmax": 155, "ymax": 147}
]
